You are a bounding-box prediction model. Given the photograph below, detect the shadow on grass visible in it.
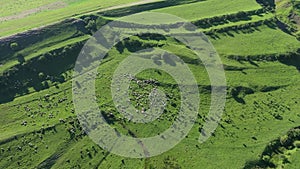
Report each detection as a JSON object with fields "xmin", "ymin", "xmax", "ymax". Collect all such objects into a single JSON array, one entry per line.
[
  {"xmin": 243, "ymin": 159, "xmax": 269, "ymax": 169},
  {"xmin": 243, "ymin": 126, "xmax": 300, "ymax": 169},
  {"xmin": 0, "ymin": 41, "xmax": 85, "ymax": 104},
  {"xmin": 230, "ymin": 86, "xmax": 254, "ymax": 104},
  {"xmin": 279, "ymin": 52, "xmax": 300, "ymax": 72},
  {"xmin": 256, "ymin": 0, "xmax": 275, "ymax": 8}
]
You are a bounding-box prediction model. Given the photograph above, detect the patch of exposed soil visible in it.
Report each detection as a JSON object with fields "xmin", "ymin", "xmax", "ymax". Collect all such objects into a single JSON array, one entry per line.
[{"xmin": 289, "ymin": 12, "xmax": 300, "ymax": 27}]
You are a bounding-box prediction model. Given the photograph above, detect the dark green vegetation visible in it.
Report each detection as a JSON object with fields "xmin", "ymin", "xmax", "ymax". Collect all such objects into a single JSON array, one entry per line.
[
  {"xmin": 245, "ymin": 127, "xmax": 300, "ymax": 168},
  {"xmin": 0, "ymin": 0, "xmax": 300, "ymax": 168}
]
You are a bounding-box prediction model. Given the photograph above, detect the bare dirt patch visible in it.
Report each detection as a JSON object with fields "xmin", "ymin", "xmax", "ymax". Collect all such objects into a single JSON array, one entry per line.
[{"xmin": 290, "ymin": 13, "xmax": 300, "ymax": 27}]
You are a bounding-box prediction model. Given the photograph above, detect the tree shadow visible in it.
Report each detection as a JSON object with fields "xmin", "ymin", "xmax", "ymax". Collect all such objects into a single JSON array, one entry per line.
[
  {"xmin": 243, "ymin": 159, "xmax": 269, "ymax": 169},
  {"xmin": 278, "ymin": 53, "xmax": 300, "ymax": 72},
  {"xmin": 230, "ymin": 86, "xmax": 254, "ymax": 104},
  {"xmin": 0, "ymin": 41, "xmax": 84, "ymax": 103},
  {"xmin": 248, "ymin": 59, "xmax": 259, "ymax": 67}
]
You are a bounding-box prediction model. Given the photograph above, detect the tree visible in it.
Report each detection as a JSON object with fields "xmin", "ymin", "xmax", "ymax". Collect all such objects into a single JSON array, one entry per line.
[
  {"xmin": 38, "ymin": 72, "xmax": 45, "ymax": 79},
  {"xmin": 236, "ymin": 11, "xmax": 247, "ymax": 19},
  {"xmin": 296, "ymin": 33, "xmax": 300, "ymax": 41},
  {"xmin": 17, "ymin": 54, "xmax": 25, "ymax": 64},
  {"xmin": 85, "ymin": 20, "xmax": 97, "ymax": 32},
  {"xmin": 163, "ymin": 156, "xmax": 181, "ymax": 169},
  {"xmin": 10, "ymin": 42, "xmax": 19, "ymax": 51}
]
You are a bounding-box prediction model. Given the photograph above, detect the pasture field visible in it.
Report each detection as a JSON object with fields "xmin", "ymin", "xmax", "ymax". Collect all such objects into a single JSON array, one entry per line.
[
  {"xmin": 151, "ymin": 0, "xmax": 262, "ymax": 21},
  {"xmin": 200, "ymin": 12, "xmax": 274, "ymax": 31},
  {"xmin": 0, "ymin": 0, "xmax": 157, "ymax": 37},
  {"xmin": 210, "ymin": 25, "xmax": 300, "ymax": 56},
  {"xmin": 285, "ymin": 150, "xmax": 300, "ymax": 169},
  {"xmin": 0, "ymin": 0, "xmax": 300, "ymax": 168},
  {"xmin": 0, "ymin": 43, "xmax": 300, "ymax": 168}
]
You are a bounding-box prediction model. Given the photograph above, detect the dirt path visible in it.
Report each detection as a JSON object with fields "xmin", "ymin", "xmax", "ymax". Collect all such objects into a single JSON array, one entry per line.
[
  {"xmin": 97, "ymin": 0, "xmax": 160, "ymax": 12},
  {"xmin": 0, "ymin": 1, "xmax": 67, "ymax": 22},
  {"xmin": 0, "ymin": 0, "xmax": 161, "ymax": 39},
  {"xmin": 76, "ymin": 0, "xmax": 161, "ymax": 17},
  {"xmin": 0, "ymin": 0, "xmax": 160, "ymax": 22}
]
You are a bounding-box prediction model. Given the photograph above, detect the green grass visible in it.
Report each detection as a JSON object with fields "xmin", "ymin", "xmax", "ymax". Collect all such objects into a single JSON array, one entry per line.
[
  {"xmin": 0, "ymin": 0, "xmax": 59, "ymax": 17},
  {"xmin": 0, "ymin": 0, "xmax": 144, "ymax": 37},
  {"xmin": 1, "ymin": 54, "xmax": 300, "ymax": 168},
  {"xmin": 0, "ymin": 80, "xmax": 73, "ymax": 139},
  {"xmin": 0, "ymin": 124, "xmax": 72, "ymax": 169},
  {"xmin": 0, "ymin": 35, "xmax": 89, "ymax": 74},
  {"xmin": 151, "ymin": 0, "xmax": 262, "ymax": 21},
  {"xmin": 1, "ymin": 32, "xmax": 300, "ymax": 168},
  {"xmin": 210, "ymin": 25, "xmax": 300, "ymax": 56},
  {"xmin": 201, "ymin": 12, "xmax": 274, "ymax": 31},
  {"xmin": 285, "ymin": 149, "xmax": 300, "ymax": 169},
  {"xmin": 1, "ymin": 0, "xmax": 300, "ymax": 168}
]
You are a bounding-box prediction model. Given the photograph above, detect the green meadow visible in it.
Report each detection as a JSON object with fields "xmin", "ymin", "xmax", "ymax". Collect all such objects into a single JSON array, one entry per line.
[
  {"xmin": 0, "ymin": 0, "xmax": 148, "ymax": 37},
  {"xmin": 151, "ymin": 0, "xmax": 262, "ymax": 21},
  {"xmin": 0, "ymin": 0, "xmax": 300, "ymax": 168}
]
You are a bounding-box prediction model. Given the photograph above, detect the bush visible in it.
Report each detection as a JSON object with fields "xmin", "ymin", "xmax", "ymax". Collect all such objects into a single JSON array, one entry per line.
[
  {"xmin": 10, "ymin": 42, "xmax": 19, "ymax": 51},
  {"xmin": 273, "ymin": 113, "xmax": 283, "ymax": 120},
  {"xmin": 296, "ymin": 33, "xmax": 300, "ymax": 41},
  {"xmin": 38, "ymin": 55, "xmax": 47, "ymax": 62},
  {"xmin": 262, "ymin": 155, "xmax": 271, "ymax": 162},
  {"xmin": 287, "ymin": 129, "xmax": 300, "ymax": 140},
  {"xmin": 294, "ymin": 140, "xmax": 300, "ymax": 148},
  {"xmin": 85, "ymin": 20, "xmax": 97, "ymax": 32},
  {"xmin": 236, "ymin": 11, "xmax": 247, "ymax": 19},
  {"xmin": 17, "ymin": 54, "xmax": 25, "ymax": 64},
  {"xmin": 38, "ymin": 72, "xmax": 45, "ymax": 79}
]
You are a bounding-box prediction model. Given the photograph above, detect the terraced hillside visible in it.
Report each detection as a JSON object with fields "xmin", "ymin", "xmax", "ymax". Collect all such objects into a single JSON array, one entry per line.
[{"xmin": 0, "ymin": 0, "xmax": 300, "ymax": 168}]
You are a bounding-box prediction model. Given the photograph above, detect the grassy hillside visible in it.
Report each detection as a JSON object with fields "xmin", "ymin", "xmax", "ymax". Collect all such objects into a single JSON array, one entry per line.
[
  {"xmin": 0, "ymin": 0, "xmax": 158, "ymax": 37},
  {"xmin": 0, "ymin": 0, "xmax": 300, "ymax": 168},
  {"xmin": 151, "ymin": 0, "xmax": 262, "ymax": 20},
  {"xmin": 210, "ymin": 25, "xmax": 300, "ymax": 56}
]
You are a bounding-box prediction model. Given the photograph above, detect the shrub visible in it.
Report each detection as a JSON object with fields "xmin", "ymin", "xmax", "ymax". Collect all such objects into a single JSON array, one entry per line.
[
  {"xmin": 10, "ymin": 42, "xmax": 19, "ymax": 51},
  {"xmin": 44, "ymin": 52, "xmax": 53, "ymax": 59},
  {"xmin": 236, "ymin": 11, "xmax": 247, "ymax": 19},
  {"xmin": 38, "ymin": 55, "xmax": 47, "ymax": 62},
  {"xmin": 42, "ymin": 81, "xmax": 49, "ymax": 88},
  {"xmin": 296, "ymin": 33, "xmax": 300, "ymax": 41},
  {"xmin": 294, "ymin": 141, "xmax": 300, "ymax": 148},
  {"xmin": 38, "ymin": 72, "xmax": 45, "ymax": 79},
  {"xmin": 287, "ymin": 129, "xmax": 300, "ymax": 140},
  {"xmin": 17, "ymin": 54, "xmax": 25, "ymax": 64},
  {"xmin": 280, "ymin": 135, "xmax": 289, "ymax": 146},
  {"xmin": 85, "ymin": 20, "xmax": 97, "ymax": 32},
  {"xmin": 273, "ymin": 113, "xmax": 283, "ymax": 120},
  {"xmin": 262, "ymin": 155, "xmax": 271, "ymax": 162}
]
